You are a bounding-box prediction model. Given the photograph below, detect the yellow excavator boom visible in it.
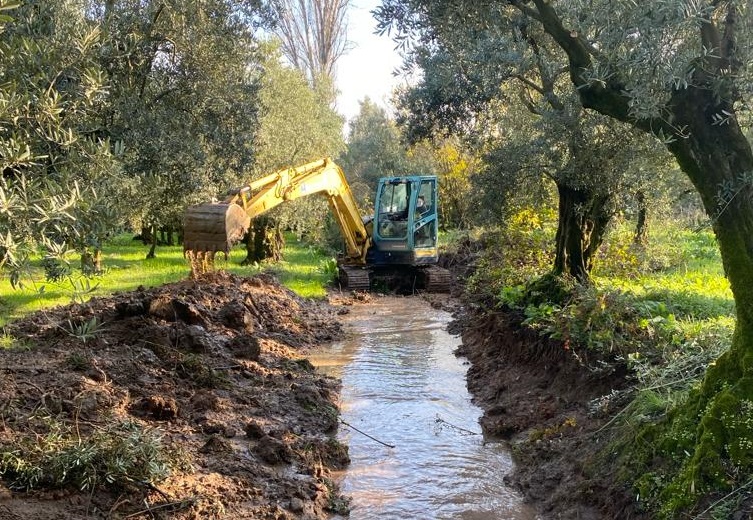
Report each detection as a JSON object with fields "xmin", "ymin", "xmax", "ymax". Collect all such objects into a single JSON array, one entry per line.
[{"xmin": 183, "ymin": 158, "xmax": 371, "ymax": 264}]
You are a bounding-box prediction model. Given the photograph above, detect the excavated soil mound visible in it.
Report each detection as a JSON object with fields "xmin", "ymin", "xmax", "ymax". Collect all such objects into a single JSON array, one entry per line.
[{"xmin": 0, "ymin": 271, "xmax": 348, "ymax": 519}]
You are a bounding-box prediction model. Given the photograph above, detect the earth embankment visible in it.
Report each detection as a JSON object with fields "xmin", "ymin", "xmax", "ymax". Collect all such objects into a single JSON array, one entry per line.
[
  {"xmin": 452, "ymin": 306, "xmax": 643, "ymax": 519},
  {"xmin": 0, "ymin": 271, "xmax": 348, "ymax": 519}
]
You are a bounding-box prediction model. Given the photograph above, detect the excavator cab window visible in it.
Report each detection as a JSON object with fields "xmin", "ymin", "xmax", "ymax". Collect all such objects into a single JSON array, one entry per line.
[
  {"xmin": 413, "ymin": 179, "xmax": 437, "ymax": 248},
  {"xmin": 377, "ymin": 181, "xmax": 411, "ymax": 239}
]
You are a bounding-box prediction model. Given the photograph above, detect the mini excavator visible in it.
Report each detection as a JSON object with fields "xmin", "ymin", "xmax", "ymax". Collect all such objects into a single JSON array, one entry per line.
[{"xmin": 183, "ymin": 158, "xmax": 451, "ymax": 292}]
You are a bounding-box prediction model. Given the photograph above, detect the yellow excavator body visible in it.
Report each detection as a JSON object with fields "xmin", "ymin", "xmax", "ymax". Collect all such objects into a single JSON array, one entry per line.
[
  {"xmin": 182, "ymin": 157, "xmax": 450, "ymax": 291},
  {"xmin": 183, "ymin": 158, "xmax": 370, "ymax": 263}
]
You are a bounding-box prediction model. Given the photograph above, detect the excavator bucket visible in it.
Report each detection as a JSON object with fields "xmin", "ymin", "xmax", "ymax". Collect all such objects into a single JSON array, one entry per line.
[{"xmin": 183, "ymin": 202, "xmax": 251, "ymax": 256}]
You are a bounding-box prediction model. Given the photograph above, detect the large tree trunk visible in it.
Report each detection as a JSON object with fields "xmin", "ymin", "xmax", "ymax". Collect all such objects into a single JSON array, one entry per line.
[
  {"xmin": 552, "ymin": 183, "xmax": 611, "ymax": 283},
  {"xmin": 138, "ymin": 226, "xmax": 152, "ymax": 245},
  {"xmin": 524, "ymin": 0, "xmax": 753, "ymax": 506},
  {"xmin": 241, "ymin": 216, "xmax": 284, "ymax": 265},
  {"xmin": 573, "ymin": 77, "xmax": 753, "ymax": 504},
  {"xmin": 80, "ymin": 249, "xmax": 103, "ymax": 275},
  {"xmin": 146, "ymin": 225, "xmax": 157, "ymax": 259},
  {"xmin": 658, "ymin": 87, "xmax": 753, "ymax": 490}
]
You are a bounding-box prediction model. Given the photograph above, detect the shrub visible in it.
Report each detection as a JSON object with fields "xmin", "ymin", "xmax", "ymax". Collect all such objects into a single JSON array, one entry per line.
[
  {"xmin": 318, "ymin": 257, "xmax": 339, "ymax": 284},
  {"xmin": 0, "ymin": 418, "xmax": 185, "ymax": 491},
  {"xmin": 466, "ymin": 209, "xmax": 556, "ymax": 299}
]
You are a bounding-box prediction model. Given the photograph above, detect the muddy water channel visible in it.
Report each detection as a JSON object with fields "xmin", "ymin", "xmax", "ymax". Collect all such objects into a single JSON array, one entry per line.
[{"xmin": 310, "ymin": 297, "xmax": 540, "ymax": 520}]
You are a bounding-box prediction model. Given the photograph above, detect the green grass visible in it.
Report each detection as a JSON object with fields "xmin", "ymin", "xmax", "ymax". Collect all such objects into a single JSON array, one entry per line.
[
  {"xmin": 594, "ymin": 225, "xmax": 734, "ymax": 323},
  {"xmin": 272, "ymin": 242, "xmax": 336, "ymax": 298},
  {"xmin": 0, "ymin": 233, "xmax": 334, "ymax": 326}
]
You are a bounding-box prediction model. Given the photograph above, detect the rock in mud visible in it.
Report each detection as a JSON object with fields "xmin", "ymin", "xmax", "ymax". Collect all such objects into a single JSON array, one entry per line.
[
  {"xmin": 190, "ymin": 389, "xmax": 221, "ymax": 411},
  {"xmin": 200, "ymin": 435, "xmax": 234, "ymax": 454},
  {"xmin": 219, "ymin": 300, "xmax": 256, "ymax": 331},
  {"xmin": 148, "ymin": 295, "xmax": 207, "ymax": 326},
  {"xmin": 245, "ymin": 420, "xmax": 266, "ymax": 439},
  {"xmin": 115, "ymin": 297, "xmax": 148, "ymax": 317},
  {"xmin": 228, "ymin": 334, "xmax": 261, "ymax": 360},
  {"xmin": 132, "ymin": 395, "xmax": 180, "ymax": 420},
  {"xmin": 254, "ymin": 435, "xmax": 293, "ymax": 465},
  {"xmin": 180, "ymin": 324, "xmax": 224, "ymax": 353}
]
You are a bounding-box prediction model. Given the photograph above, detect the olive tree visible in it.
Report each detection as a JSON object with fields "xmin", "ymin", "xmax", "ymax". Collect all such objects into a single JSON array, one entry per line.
[
  {"xmin": 384, "ymin": 9, "xmax": 646, "ymax": 282},
  {"xmin": 339, "ymin": 98, "xmax": 414, "ymax": 206},
  {"xmin": 244, "ymin": 41, "xmax": 345, "ymax": 260},
  {"xmin": 92, "ymin": 0, "xmax": 265, "ymax": 258},
  {"xmin": 407, "ymin": 138, "xmax": 480, "ymax": 230},
  {"xmin": 0, "ymin": 0, "xmax": 122, "ymax": 283},
  {"xmin": 339, "ymin": 98, "xmax": 480, "ymax": 230}
]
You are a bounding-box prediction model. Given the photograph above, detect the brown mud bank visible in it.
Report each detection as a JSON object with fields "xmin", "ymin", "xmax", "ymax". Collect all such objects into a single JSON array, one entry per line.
[
  {"xmin": 452, "ymin": 306, "xmax": 646, "ymax": 520},
  {"xmin": 0, "ymin": 272, "xmax": 350, "ymax": 519}
]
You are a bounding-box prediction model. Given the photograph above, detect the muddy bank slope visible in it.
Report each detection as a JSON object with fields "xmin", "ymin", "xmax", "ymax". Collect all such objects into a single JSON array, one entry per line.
[
  {"xmin": 452, "ymin": 305, "xmax": 644, "ymax": 520},
  {"xmin": 0, "ymin": 272, "xmax": 349, "ymax": 519}
]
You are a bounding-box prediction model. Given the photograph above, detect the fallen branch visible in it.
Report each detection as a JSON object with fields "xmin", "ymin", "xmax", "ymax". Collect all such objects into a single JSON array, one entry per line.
[
  {"xmin": 142, "ymin": 481, "xmax": 171, "ymax": 501},
  {"xmin": 212, "ymin": 364, "xmax": 243, "ymax": 371},
  {"xmin": 692, "ymin": 477, "xmax": 753, "ymax": 519},
  {"xmin": 434, "ymin": 415, "xmax": 481, "ymax": 436},
  {"xmin": 339, "ymin": 419, "xmax": 396, "ymax": 448},
  {"xmin": 124, "ymin": 497, "xmax": 197, "ymax": 519}
]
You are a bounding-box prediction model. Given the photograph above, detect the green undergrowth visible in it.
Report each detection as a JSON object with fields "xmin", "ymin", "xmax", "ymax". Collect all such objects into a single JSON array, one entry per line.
[
  {"xmin": 467, "ymin": 211, "xmax": 745, "ymax": 518},
  {"xmin": 0, "ymin": 232, "xmax": 334, "ymax": 327},
  {"xmin": 464, "ymin": 209, "xmax": 556, "ymax": 298}
]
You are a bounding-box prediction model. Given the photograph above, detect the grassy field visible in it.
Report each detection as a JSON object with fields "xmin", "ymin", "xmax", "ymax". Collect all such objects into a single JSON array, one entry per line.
[
  {"xmin": 0, "ymin": 233, "xmax": 335, "ymax": 327},
  {"xmin": 596, "ymin": 223, "xmax": 733, "ymax": 308}
]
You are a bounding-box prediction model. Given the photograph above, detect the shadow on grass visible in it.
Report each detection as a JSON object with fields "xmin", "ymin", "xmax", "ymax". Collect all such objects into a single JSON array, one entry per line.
[{"xmin": 0, "ymin": 288, "xmax": 73, "ymax": 326}]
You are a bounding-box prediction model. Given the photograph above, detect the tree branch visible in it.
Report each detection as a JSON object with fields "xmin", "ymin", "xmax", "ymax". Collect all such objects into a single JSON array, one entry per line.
[
  {"xmin": 721, "ymin": 2, "xmax": 742, "ymax": 75},
  {"xmin": 527, "ymin": 0, "xmax": 591, "ymax": 76},
  {"xmin": 520, "ymin": 0, "xmax": 667, "ymax": 136},
  {"xmin": 507, "ymin": 0, "xmax": 542, "ymax": 23},
  {"xmin": 517, "ymin": 87, "xmax": 543, "ymax": 115},
  {"xmin": 700, "ymin": 14, "xmax": 723, "ymax": 75},
  {"xmin": 514, "ymin": 73, "xmax": 545, "ymax": 97},
  {"xmin": 138, "ymin": 4, "xmax": 165, "ymax": 100}
]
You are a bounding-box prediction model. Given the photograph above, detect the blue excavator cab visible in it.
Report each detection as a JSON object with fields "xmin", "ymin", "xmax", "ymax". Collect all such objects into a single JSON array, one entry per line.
[{"xmin": 367, "ymin": 176, "xmax": 439, "ymax": 266}]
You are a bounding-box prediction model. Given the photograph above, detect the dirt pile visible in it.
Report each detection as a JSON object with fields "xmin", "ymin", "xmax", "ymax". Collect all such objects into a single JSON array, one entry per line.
[
  {"xmin": 453, "ymin": 308, "xmax": 644, "ymax": 520},
  {"xmin": 0, "ymin": 271, "xmax": 348, "ymax": 519}
]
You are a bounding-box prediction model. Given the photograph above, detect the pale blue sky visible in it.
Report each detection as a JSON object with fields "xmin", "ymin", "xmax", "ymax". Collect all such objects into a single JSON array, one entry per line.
[{"xmin": 336, "ymin": 0, "xmax": 405, "ymax": 129}]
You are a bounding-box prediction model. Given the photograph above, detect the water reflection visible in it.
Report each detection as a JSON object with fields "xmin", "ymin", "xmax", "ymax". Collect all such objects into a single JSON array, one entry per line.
[{"xmin": 310, "ymin": 298, "xmax": 541, "ymax": 520}]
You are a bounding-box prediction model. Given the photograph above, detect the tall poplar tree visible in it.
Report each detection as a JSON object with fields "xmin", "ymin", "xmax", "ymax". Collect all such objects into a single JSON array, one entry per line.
[{"xmin": 273, "ymin": 0, "xmax": 351, "ymax": 86}]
